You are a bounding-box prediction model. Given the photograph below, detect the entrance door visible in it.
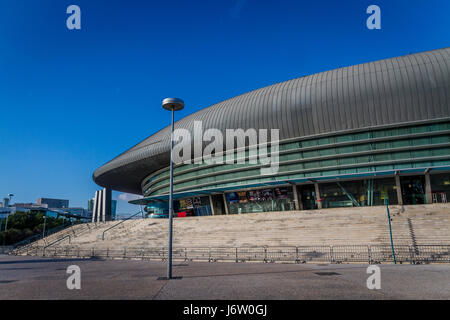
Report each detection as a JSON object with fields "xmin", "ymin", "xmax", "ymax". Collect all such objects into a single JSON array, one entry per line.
[
  {"xmin": 299, "ymin": 184, "xmax": 317, "ymax": 210},
  {"xmin": 211, "ymin": 194, "xmax": 225, "ymax": 215},
  {"xmin": 400, "ymin": 176, "xmax": 426, "ymax": 205}
]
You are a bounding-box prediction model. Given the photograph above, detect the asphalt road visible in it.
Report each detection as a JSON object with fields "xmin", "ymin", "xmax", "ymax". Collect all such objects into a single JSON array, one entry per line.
[{"xmin": 0, "ymin": 255, "xmax": 449, "ymax": 300}]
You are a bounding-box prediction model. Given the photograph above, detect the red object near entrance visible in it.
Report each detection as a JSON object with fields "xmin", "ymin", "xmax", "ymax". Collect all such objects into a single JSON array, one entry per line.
[{"xmin": 176, "ymin": 211, "xmax": 187, "ymax": 218}]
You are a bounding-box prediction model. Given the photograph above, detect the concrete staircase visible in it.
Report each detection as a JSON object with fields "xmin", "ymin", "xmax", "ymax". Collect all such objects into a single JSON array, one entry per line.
[{"xmin": 19, "ymin": 204, "xmax": 450, "ymax": 253}]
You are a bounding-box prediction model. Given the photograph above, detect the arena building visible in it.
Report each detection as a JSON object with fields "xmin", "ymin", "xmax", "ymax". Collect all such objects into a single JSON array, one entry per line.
[{"xmin": 93, "ymin": 48, "xmax": 450, "ymax": 217}]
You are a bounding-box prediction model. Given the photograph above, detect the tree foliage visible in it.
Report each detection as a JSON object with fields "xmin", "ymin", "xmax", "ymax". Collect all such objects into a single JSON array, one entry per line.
[{"xmin": 0, "ymin": 211, "xmax": 67, "ymax": 245}]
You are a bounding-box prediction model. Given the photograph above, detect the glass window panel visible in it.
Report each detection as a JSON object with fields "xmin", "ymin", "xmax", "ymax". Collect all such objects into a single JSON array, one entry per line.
[{"xmin": 431, "ymin": 136, "xmax": 450, "ymax": 144}]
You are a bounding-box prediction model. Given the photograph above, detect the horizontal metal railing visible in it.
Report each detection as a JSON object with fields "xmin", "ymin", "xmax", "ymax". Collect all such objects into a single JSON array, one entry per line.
[
  {"xmin": 0, "ymin": 246, "xmax": 14, "ymax": 254},
  {"xmin": 9, "ymin": 223, "xmax": 90, "ymax": 256},
  {"xmin": 14, "ymin": 244, "xmax": 450, "ymax": 264}
]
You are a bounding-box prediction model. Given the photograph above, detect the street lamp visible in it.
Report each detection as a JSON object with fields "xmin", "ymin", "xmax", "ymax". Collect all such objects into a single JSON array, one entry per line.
[
  {"xmin": 42, "ymin": 214, "xmax": 47, "ymax": 239},
  {"xmin": 162, "ymin": 97, "xmax": 184, "ymax": 280}
]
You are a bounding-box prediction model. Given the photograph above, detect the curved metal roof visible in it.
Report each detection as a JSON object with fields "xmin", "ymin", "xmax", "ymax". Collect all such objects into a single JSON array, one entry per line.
[{"xmin": 93, "ymin": 48, "xmax": 450, "ymax": 194}]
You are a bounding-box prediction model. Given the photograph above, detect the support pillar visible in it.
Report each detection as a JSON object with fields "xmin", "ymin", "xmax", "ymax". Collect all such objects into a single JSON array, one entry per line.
[
  {"xmin": 314, "ymin": 182, "xmax": 322, "ymax": 209},
  {"xmin": 395, "ymin": 174, "xmax": 403, "ymax": 205},
  {"xmin": 209, "ymin": 195, "xmax": 216, "ymax": 216},
  {"xmin": 222, "ymin": 193, "xmax": 229, "ymax": 215},
  {"xmin": 92, "ymin": 191, "xmax": 99, "ymax": 223},
  {"xmin": 424, "ymin": 173, "xmax": 432, "ymax": 205},
  {"xmin": 97, "ymin": 189, "xmax": 102, "ymax": 223},
  {"xmin": 291, "ymin": 184, "xmax": 300, "ymax": 210},
  {"xmin": 104, "ymin": 187, "xmax": 112, "ymax": 221}
]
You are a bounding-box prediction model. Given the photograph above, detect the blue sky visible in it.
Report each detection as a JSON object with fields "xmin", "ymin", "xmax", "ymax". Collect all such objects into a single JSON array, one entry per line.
[{"xmin": 0, "ymin": 0, "xmax": 449, "ymax": 214}]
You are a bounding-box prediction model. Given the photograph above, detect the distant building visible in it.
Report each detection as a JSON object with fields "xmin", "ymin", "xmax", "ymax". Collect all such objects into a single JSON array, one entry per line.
[
  {"xmin": 12, "ymin": 203, "xmax": 42, "ymax": 211},
  {"xmin": 0, "ymin": 207, "xmax": 12, "ymax": 219},
  {"xmin": 61, "ymin": 207, "xmax": 87, "ymax": 217},
  {"xmin": 37, "ymin": 198, "xmax": 69, "ymax": 209},
  {"xmin": 1, "ymin": 198, "xmax": 9, "ymax": 208},
  {"xmin": 88, "ymin": 198, "xmax": 94, "ymax": 212},
  {"xmin": 111, "ymin": 200, "xmax": 117, "ymax": 220}
]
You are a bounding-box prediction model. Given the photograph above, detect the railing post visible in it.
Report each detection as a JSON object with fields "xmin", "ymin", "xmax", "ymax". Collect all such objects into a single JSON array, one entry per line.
[
  {"xmin": 409, "ymin": 246, "xmax": 415, "ymax": 264},
  {"xmin": 235, "ymin": 247, "xmax": 238, "ymax": 263},
  {"xmin": 106, "ymin": 248, "xmax": 109, "ymax": 258},
  {"xmin": 296, "ymin": 247, "xmax": 299, "ymax": 263},
  {"xmin": 330, "ymin": 246, "xmax": 334, "ymax": 263},
  {"xmin": 368, "ymin": 245, "xmax": 372, "ymax": 264},
  {"xmin": 208, "ymin": 247, "xmax": 211, "ymax": 262},
  {"xmin": 123, "ymin": 248, "xmax": 127, "ymax": 259},
  {"xmin": 185, "ymin": 247, "xmax": 187, "ymax": 261},
  {"xmin": 264, "ymin": 247, "xmax": 267, "ymax": 263}
]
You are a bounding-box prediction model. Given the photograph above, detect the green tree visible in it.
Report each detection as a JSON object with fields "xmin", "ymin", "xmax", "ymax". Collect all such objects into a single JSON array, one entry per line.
[{"xmin": 0, "ymin": 211, "xmax": 67, "ymax": 246}]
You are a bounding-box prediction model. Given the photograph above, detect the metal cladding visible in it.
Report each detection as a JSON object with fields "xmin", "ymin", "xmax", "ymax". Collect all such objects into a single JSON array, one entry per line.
[{"xmin": 93, "ymin": 48, "xmax": 450, "ymax": 194}]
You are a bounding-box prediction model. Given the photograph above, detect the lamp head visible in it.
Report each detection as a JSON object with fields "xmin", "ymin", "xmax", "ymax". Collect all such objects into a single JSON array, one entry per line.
[{"xmin": 162, "ymin": 97, "xmax": 184, "ymax": 111}]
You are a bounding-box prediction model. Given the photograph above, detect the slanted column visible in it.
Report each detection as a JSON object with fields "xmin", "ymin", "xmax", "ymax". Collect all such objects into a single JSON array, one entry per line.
[
  {"xmin": 92, "ymin": 191, "xmax": 98, "ymax": 223},
  {"xmin": 395, "ymin": 174, "xmax": 403, "ymax": 205},
  {"xmin": 104, "ymin": 187, "xmax": 112, "ymax": 221},
  {"xmin": 314, "ymin": 182, "xmax": 322, "ymax": 209},
  {"xmin": 209, "ymin": 195, "xmax": 216, "ymax": 216},
  {"xmin": 291, "ymin": 184, "xmax": 300, "ymax": 210},
  {"xmin": 424, "ymin": 173, "xmax": 432, "ymax": 204},
  {"xmin": 222, "ymin": 193, "xmax": 229, "ymax": 215},
  {"xmin": 97, "ymin": 189, "xmax": 102, "ymax": 223}
]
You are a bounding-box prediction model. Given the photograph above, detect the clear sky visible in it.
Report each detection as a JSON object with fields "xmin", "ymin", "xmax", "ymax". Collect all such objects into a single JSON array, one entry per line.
[{"xmin": 0, "ymin": 0, "xmax": 449, "ymax": 215}]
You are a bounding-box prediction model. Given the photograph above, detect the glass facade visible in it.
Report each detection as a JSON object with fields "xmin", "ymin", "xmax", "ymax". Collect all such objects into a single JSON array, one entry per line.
[
  {"xmin": 430, "ymin": 173, "xmax": 450, "ymax": 203},
  {"xmin": 140, "ymin": 120, "xmax": 450, "ymax": 215},
  {"xmin": 142, "ymin": 120, "xmax": 450, "ymax": 197},
  {"xmin": 143, "ymin": 173, "xmax": 449, "ymax": 215},
  {"xmin": 225, "ymin": 187, "xmax": 295, "ymax": 214},
  {"xmin": 174, "ymin": 196, "xmax": 212, "ymax": 217},
  {"xmin": 318, "ymin": 178, "xmax": 398, "ymax": 208}
]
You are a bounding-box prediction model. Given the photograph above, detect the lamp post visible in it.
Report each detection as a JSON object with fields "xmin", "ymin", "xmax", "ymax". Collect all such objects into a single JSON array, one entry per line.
[
  {"xmin": 42, "ymin": 214, "xmax": 47, "ymax": 239},
  {"xmin": 162, "ymin": 97, "xmax": 184, "ymax": 280}
]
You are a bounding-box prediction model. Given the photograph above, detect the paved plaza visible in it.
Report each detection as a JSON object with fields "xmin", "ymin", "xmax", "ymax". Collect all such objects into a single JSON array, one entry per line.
[{"xmin": 0, "ymin": 255, "xmax": 449, "ymax": 300}]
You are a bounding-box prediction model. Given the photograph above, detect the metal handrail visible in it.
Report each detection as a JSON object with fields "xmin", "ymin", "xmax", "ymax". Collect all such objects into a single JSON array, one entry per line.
[
  {"xmin": 43, "ymin": 234, "xmax": 71, "ymax": 256},
  {"xmin": 20, "ymin": 243, "xmax": 450, "ymax": 263},
  {"xmin": 9, "ymin": 222, "xmax": 73, "ymax": 250},
  {"xmin": 102, "ymin": 211, "xmax": 142, "ymax": 240}
]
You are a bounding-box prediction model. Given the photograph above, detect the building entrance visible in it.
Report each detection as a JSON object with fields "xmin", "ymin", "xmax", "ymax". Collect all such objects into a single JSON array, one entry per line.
[{"xmin": 400, "ymin": 176, "xmax": 426, "ymax": 205}]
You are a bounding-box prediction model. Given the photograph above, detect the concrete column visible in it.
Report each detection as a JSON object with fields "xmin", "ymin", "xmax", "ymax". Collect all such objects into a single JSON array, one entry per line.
[
  {"xmin": 104, "ymin": 188, "xmax": 112, "ymax": 221},
  {"xmin": 314, "ymin": 182, "xmax": 322, "ymax": 209},
  {"xmin": 209, "ymin": 195, "xmax": 216, "ymax": 216},
  {"xmin": 395, "ymin": 174, "xmax": 403, "ymax": 205},
  {"xmin": 97, "ymin": 189, "xmax": 102, "ymax": 223},
  {"xmin": 92, "ymin": 191, "xmax": 98, "ymax": 223},
  {"xmin": 222, "ymin": 193, "xmax": 229, "ymax": 215},
  {"xmin": 291, "ymin": 184, "xmax": 300, "ymax": 210},
  {"xmin": 424, "ymin": 173, "xmax": 433, "ymax": 204}
]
